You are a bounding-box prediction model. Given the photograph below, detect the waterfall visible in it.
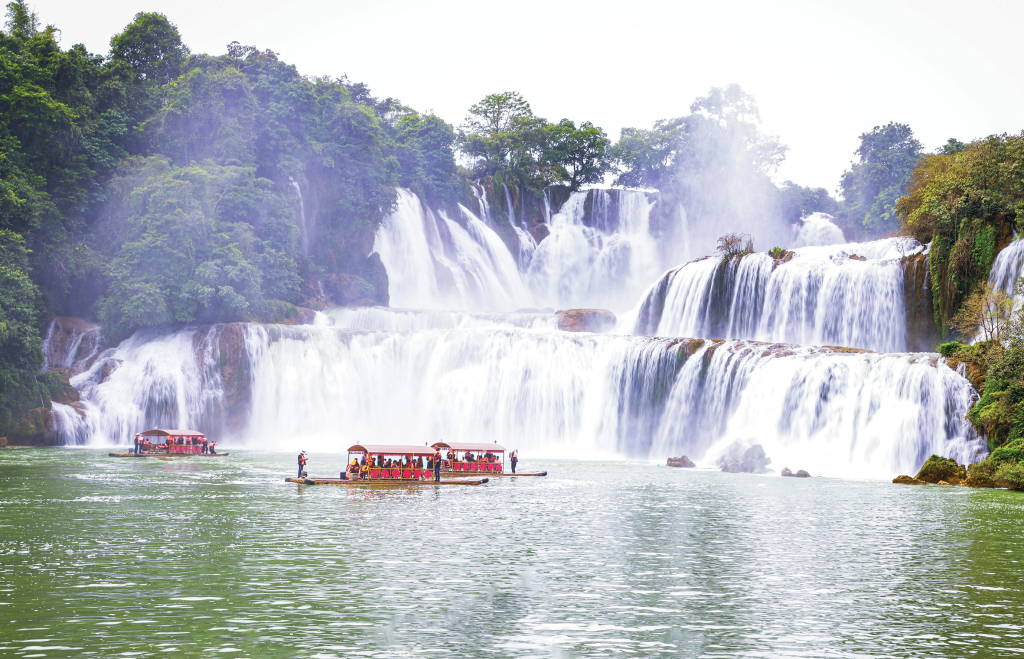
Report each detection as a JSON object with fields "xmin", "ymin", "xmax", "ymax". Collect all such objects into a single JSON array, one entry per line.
[
  {"xmin": 41, "ymin": 317, "xmax": 103, "ymax": 373},
  {"xmin": 526, "ymin": 190, "xmax": 664, "ymax": 312},
  {"xmin": 62, "ymin": 321, "xmax": 983, "ymax": 477},
  {"xmin": 634, "ymin": 238, "xmax": 924, "ymax": 353},
  {"xmin": 373, "ymin": 188, "xmax": 532, "ymax": 311},
  {"xmin": 289, "ymin": 178, "xmax": 309, "ymax": 257},
  {"xmin": 793, "ymin": 212, "xmax": 846, "ymax": 247},
  {"xmin": 67, "ymin": 326, "xmax": 235, "ymax": 446},
  {"xmin": 990, "ymin": 237, "xmax": 1024, "ymax": 296}
]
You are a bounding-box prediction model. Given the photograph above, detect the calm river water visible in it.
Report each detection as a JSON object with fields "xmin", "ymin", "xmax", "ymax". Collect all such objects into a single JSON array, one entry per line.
[{"xmin": 1, "ymin": 449, "xmax": 1022, "ymax": 658}]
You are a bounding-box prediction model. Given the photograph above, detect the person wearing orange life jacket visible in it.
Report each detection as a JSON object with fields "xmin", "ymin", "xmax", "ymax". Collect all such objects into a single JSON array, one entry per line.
[
  {"xmin": 433, "ymin": 449, "xmax": 442, "ymax": 482},
  {"xmin": 297, "ymin": 451, "xmax": 307, "ymax": 478}
]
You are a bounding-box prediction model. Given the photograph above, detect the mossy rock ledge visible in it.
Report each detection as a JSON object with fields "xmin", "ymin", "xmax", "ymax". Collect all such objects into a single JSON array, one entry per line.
[{"xmin": 894, "ymin": 452, "xmax": 1024, "ymax": 490}]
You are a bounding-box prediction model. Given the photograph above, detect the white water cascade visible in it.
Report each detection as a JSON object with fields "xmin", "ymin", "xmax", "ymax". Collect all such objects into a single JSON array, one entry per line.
[
  {"xmin": 634, "ymin": 239, "xmax": 924, "ymax": 353},
  {"xmin": 373, "ymin": 188, "xmax": 532, "ymax": 310},
  {"xmin": 61, "ymin": 322, "xmax": 983, "ymax": 478},
  {"xmin": 526, "ymin": 190, "xmax": 672, "ymax": 312},
  {"xmin": 990, "ymin": 237, "xmax": 1024, "ymax": 297},
  {"xmin": 793, "ymin": 212, "xmax": 846, "ymax": 247}
]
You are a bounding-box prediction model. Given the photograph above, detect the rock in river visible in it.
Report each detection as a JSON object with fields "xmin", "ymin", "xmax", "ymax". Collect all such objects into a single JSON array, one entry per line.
[{"xmin": 667, "ymin": 456, "xmax": 696, "ymax": 468}]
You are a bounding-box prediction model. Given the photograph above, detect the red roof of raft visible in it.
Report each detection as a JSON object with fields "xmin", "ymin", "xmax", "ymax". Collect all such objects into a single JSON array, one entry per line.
[
  {"xmin": 139, "ymin": 429, "xmax": 205, "ymax": 437},
  {"xmin": 346, "ymin": 444, "xmax": 435, "ymax": 456},
  {"xmin": 431, "ymin": 442, "xmax": 505, "ymax": 452}
]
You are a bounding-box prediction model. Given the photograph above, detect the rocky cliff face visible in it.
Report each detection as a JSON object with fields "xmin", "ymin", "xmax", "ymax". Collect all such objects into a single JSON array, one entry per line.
[{"xmin": 902, "ymin": 253, "xmax": 940, "ymax": 352}]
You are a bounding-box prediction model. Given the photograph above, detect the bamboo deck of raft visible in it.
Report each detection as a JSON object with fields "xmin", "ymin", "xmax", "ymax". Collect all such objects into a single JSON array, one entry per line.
[
  {"xmin": 108, "ymin": 452, "xmax": 230, "ymax": 458},
  {"xmin": 285, "ymin": 476, "xmax": 490, "ymax": 486}
]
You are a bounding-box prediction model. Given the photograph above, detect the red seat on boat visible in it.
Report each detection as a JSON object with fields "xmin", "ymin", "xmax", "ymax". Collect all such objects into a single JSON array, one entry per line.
[
  {"xmin": 414, "ymin": 469, "xmax": 422, "ymax": 478},
  {"xmin": 380, "ymin": 469, "xmax": 390, "ymax": 479},
  {"xmin": 402, "ymin": 469, "xmax": 412, "ymax": 479},
  {"xmin": 369, "ymin": 468, "xmax": 379, "ymax": 478},
  {"xmin": 391, "ymin": 468, "xmax": 400, "ymax": 478}
]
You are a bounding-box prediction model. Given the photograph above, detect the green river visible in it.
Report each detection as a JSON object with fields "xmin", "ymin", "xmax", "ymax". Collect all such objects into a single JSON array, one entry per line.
[{"xmin": 0, "ymin": 448, "xmax": 1022, "ymax": 658}]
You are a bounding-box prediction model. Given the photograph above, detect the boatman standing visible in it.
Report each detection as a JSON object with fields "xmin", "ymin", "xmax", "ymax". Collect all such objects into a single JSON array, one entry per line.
[
  {"xmin": 433, "ymin": 448, "xmax": 442, "ymax": 482},
  {"xmin": 133, "ymin": 434, "xmax": 141, "ymax": 456},
  {"xmin": 298, "ymin": 451, "xmax": 307, "ymax": 478},
  {"xmin": 510, "ymin": 450, "xmax": 518, "ymax": 474}
]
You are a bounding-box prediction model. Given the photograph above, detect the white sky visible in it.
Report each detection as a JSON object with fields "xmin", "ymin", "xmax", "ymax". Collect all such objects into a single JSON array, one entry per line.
[{"xmin": 31, "ymin": 0, "xmax": 1024, "ymax": 193}]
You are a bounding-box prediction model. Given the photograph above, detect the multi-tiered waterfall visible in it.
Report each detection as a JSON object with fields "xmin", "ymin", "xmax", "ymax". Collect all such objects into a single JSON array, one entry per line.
[{"xmin": 45, "ymin": 187, "xmax": 992, "ymax": 477}]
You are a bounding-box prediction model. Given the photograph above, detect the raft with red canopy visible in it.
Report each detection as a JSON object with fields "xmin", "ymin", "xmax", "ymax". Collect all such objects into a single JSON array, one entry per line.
[
  {"xmin": 108, "ymin": 429, "xmax": 228, "ymax": 457},
  {"xmin": 347, "ymin": 444, "xmax": 436, "ymax": 480},
  {"xmin": 431, "ymin": 442, "xmax": 505, "ymax": 474}
]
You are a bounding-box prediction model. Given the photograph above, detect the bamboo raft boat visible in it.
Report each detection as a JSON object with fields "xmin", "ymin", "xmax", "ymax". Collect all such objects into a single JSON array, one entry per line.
[
  {"xmin": 431, "ymin": 442, "xmax": 547, "ymax": 477},
  {"xmin": 285, "ymin": 476, "xmax": 489, "ymax": 486},
  {"xmin": 110, "ymin": 428, "xmax": 227, "ymax": 458},
  {"xmin": 109, "ymin": 452, "xmax": 230, "ymax": 458}
]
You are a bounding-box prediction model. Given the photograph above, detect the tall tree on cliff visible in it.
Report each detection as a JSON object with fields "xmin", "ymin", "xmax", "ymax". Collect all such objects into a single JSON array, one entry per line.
[{"xmin": 837, "ymin": 122, "xmax": 922, "ymax": 238}]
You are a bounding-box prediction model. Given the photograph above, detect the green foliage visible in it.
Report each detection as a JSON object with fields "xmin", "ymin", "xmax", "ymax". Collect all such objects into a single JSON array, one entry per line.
[
  {"xmin": 777, "ymin": 181, "xmax": 839, "ymax": 224},
  {"xmin": 768, "ymin": 247, "xmax": 787, "ymax": 260},
  {"xmin": 458, "ymin": 91, "xmax": 610, "ymax": 193},
  {"xmin": 109, "ymin": 12, "xmax": 189, "ymax": 86},
  {"xmin": 837, "ymin": 122, "xmax": 922, "ymax": 238},
  {"xmin": 92, "ymin": 157, "xmax": 301, "ymax": 340},
  {"xmin": 898, "ymin": 135, "xmax": 1024, "ymax": 333},
  {"xmin": 994, "ymin": 461, "xmax": 1024, "ymax": 490},
  {"xmin": 937, "ymin": 341, "xmax": 965, "ymax": 357}
]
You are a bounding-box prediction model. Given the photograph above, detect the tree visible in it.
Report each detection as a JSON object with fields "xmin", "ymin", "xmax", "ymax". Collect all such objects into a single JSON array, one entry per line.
[
  {"xmin": 458, "ymin": 91, "xmax": 547, "ymax": 179},
  {"xmin": 542, "ymin": 119, "xmax": 610, "ymax": 190},
  {"xmin": 949, "ymin": 281, "xmax": 1015, "ymax": 349},
  {"xmin": 837, "ymin": 122, "xmax": 922, "ymax": 237},
  {"xmin": 109, "ymin": 12, "xmax": 190, "ymax": 85}
]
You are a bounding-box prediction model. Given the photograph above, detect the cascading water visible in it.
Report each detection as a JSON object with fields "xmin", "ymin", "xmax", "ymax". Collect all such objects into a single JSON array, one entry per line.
[
  {"xmin": 289, "ymin": 178, "xmax": 309, "ymax": 256},
  {"xmin": 63, "ymin": 321, "xmax": 983, "ymax": 477},
  {"xmin": 990, "ymin": 237, "xmax": 1024, "ymax": 296},
  {"xmin": 635, "ymin": 238, "xmax": 924, "ymax": 353},
  {"xmin": 526, "ymin": 190, "xmax": 668, "ymax": 312},
  {"xmin": 45, "ymin": 183, "xmax": 988, "ymax": 478},
  {"xmin": 373, "ymin": 188, "xmax": 532, "ymax": 311},
  {"xmin": 793, "ymin": 212, "xmax": 846, "ymax": 247}
]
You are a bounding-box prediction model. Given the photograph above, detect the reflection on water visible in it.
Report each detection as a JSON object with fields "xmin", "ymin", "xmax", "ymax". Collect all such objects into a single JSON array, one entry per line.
[{"xmin": 0, "ymin": 449, "xmax": 1022, "ymax": 657}]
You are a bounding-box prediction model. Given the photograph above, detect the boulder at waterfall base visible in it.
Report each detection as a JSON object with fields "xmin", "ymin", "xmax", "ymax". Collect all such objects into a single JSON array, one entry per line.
[
  {"xmin": 892, "ymin": 475, "xmax": 926, "ymax": 485},
  {"xmin": 914, "ymin": 455, "xmax": 966, "ymax": 484},
  {"xmin": 556, "ymin": 309, "xmax": 617, "ymax": 333},
  {"xmin": 720, "ymin": 444, "xmax": 773, "ymax": 474},
  {"xmin": 781, "ymin": 467, "xmax": 810, "ymax": 477},
  {"xmin": 667, "ymin": 456, "xmax": 696, "ymax": 468}
]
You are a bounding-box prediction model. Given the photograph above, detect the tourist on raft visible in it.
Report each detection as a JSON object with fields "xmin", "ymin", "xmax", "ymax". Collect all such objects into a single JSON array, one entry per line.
[
  {"xmin": 510, "ymin": 450, "xmax": 518, "ymax": 474},
  {"xmin": 297, "ymin": 451, "xmax": 307, "ymax": 478}
]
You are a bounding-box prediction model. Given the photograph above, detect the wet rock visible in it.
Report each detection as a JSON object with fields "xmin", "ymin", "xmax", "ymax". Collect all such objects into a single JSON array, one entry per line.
[
  {"xmin": 849, "ymin": 254, "xmax": 867, "ymax": 261},
  {"xmin": 363, "ymin": 252, "xmax": 390, "ymax": 307},
  {"xmin": 42, "ymin": 316, "xmax": 105, "ymax": 376},
  {"xmin": 795, "ymin": 470, "xmax": 810, "ymax": 478},
  {"xmin": 937, "ymin": 480, "xmax": 952, "ymax": 486},
  {"xmin": 720, "ymin": 444, "xmax": 772, "ymax": 474},
  {"xmin": 893, "ymin": 475, "xmax": 926, "ymax": 485},
  {"xmin": 667, "ymin": 456, "xmax": 696, "ymax": 468},
  {"xmin": 556, "ymin": 309, "xmax": 617, "ymax": 333},
  {"xmin": 100, "ymin": 358, "xmax": 123, "ymax": 383},
  {"xmin": 781, "ymin": 467, "xmax": 810, "ymax": 478},
  {"xmin": 322, "ymin": 273, "xmax": 377, "ymax": 307},
  {"xmin": 781, "ymin": 467, "xmax": 792, "ymax": 477},
  {"xmin": 216, "ymin": 324, "xmax": 254, "ymax": 433},
  {"xmin": 530, "ymin": 223, "xmax": 550, "ymax": 243},
  {"xmin": 914, "ymin": 455, "xmax": 966, "ymax": 484}
]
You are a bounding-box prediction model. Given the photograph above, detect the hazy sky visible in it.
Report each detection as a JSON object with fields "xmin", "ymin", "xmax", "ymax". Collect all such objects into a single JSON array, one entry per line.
[{"xmin": 30, "ymin": 0, "xmax": 1024, "ymax": 192}]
